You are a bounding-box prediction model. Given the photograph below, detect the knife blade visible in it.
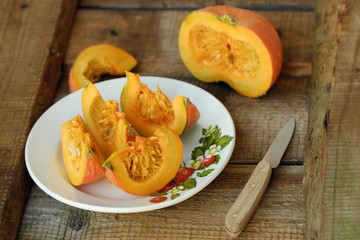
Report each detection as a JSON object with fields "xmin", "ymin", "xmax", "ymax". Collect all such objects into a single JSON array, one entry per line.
[{"xmin": 225, "ymin": 117, "xmax": 296, "ymax": 238}]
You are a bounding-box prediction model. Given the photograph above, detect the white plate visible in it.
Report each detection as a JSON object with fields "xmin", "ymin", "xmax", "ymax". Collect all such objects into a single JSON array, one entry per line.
[{"xmin": 25, "ymin": 76, "xmax": 235, "ymax": 213}]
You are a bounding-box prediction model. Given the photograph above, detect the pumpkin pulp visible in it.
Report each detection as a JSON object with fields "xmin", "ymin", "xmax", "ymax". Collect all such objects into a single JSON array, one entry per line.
[
  {"xmin": 121, "ymin": 71, "xmax": 200, "ymax": 137},
  {"xmin": 103, "ymin": 127, "xmax": 183, "ymax": 196},
  {"xmin": 189, "ymin": 21, "xmax": 261, "ymax": 79},
  {"xmin": 82, "ymin": 80, "xmax": 136, "ymax": 157},
  {"xmin": 61, "ymin": 115, "xmax": 105, "ymax": 186}
]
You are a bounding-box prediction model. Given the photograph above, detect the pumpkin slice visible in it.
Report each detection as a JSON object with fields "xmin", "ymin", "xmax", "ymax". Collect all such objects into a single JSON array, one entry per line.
[
  {"xmin": 178, "ymin": 5, "xmax": 283, "ymax": 98},
  {"xmin": 82, "ymin": 80, "xmax": 136, "ymax": 157},
  {"xmin": 61, "ymin": 115, "xmax": 105, "ymax": 186},
  {"xmin": 103, "ymin": 126, "xmax": 183, "ymax": 196},
  {"xmin": 120, "ymin": 71, "xmax": 200, "ymax": 137},
  {"xmin": 69, "ymin": 44, "xmax": 137, "ymax": 92}
]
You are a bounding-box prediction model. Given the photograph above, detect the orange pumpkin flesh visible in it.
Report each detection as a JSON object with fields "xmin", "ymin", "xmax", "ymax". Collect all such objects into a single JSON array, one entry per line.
[
  {"xmin": 69, "ymin": 44, "xmax": 137, "ymax": 92},
  {"xmin": 171, "ymin": 96, "xmax": 187, "ymax": 135},
  {"xmin": 178, "ymin": 5, "xmax": 283, "ymax": 98},
  {"xmin": 82, "ymin": 80, "xmax": 136, "ymax": 158},
  {"xmin": 61, "ymin": 115, "xmax": 105, "ymax": 186},
  {"xmin": 120, "ymin": 71, "xmax": 200, "ymax": 137},
  {"xmin": 103, "ymin": 127, "xmax": 183, "ymax": 196}
]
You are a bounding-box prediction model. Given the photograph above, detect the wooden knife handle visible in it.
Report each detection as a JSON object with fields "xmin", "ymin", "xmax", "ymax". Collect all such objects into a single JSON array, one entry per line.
[{"xmin": 225, "ymin": 160, "xmax": 272, "ymax": 238}]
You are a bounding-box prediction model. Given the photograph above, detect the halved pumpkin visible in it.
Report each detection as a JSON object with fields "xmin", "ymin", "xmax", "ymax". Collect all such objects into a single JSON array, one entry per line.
[
  {"xmin": 178, "ymin": 5, "xmax": 283, "ymax": 98},
  {"xmin": 103, "ymin": 126, "xmax": 183, "ymax": 196},
  {"xmin": 82, "ymin": 80, "xmax": 136, "ymax": 157},
  {"xmin": 61, "ymin": 115, "xmax": 105, "ymax": 186},
  {"xmin": 69, "ymin": 44, "xmax": 137, "ymax": 92},
  {"xmin": 120, "ymin": 71, "xmax": 200, "ymax": 137}
]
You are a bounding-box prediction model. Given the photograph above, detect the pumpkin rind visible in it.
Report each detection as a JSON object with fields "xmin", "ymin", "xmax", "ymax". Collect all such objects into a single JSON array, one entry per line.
[{"xmin": 178, "ymin": 5, "xmax": 283, "ymax": 98}]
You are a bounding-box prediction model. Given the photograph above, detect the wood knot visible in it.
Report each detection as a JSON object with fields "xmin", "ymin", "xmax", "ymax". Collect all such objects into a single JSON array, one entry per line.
[
  {"xmin": 110, "ymin": 29, "xmax": 119, "ymax": 36},
  {"xmin": 324, "ymin": 110, "xmax": 330, "ymax": 129},
  {"xmin": 50, "ymin": 47, "xmax": 60, "ymax": 57},
  {"xmin": 20, "ymin": 3, "xmax": 28, "ymax": 9},
  {"xmin": 68, "ymin": 211, "xmax": 89, "ymax": 232},
  {"xmin": 0, "ymin": 147, "xmax": 10, "ymax": 157}
]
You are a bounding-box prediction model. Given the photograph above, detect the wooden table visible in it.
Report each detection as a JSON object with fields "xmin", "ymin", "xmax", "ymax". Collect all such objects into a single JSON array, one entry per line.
[{"xmin": 1, "ymin": 0, "xmax": 359, "ymax": 239}]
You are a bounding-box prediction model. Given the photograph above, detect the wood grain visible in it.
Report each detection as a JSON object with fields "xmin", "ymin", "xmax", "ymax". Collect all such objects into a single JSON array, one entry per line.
[
  {"xmin": 79, "ymin": 0, "xmax": 315, "ymax": 10},
  {"xmin": 18, "ymin": 165, "xmax": 305, "ymax": 239},
  {"xmin": 63, "ymin": 9, "xmax": 314, "ymax": 75},
  {"xmin": 304, "ymin": 0, "xmax": 360, "ymax": 239},
  {"xmin": 0, "ymin": 0, "xmax": 77, "ymax": 239}
]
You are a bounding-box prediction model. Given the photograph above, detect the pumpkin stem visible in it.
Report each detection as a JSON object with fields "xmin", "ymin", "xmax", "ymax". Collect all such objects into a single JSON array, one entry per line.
[
  {"xmin": 83, "ymin": 76, "xmax": 90, "ymax": 87},
  {"xmin": 218, "ymin": 14, "xmax": 236, "ymax": 26},
  {"xmin": 102, "ymin": 158, "xmax": 113, "ymax": 170}
]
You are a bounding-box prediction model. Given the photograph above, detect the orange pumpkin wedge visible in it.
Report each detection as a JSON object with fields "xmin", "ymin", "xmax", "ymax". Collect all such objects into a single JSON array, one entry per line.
[
  {"xmin": 82, "ymin": 80, "xmax": 136, "ymax": 158},
  {"xmin": 69, "ymin": 44, "xmax": 137, "ymax": 92},
  {"xmin": 178, "ymin": 5, "xmax": 283, "ymax": 98},
  {"xmin": 61, "ymin": 115, "xmax": 105, "ymax": 186},
  {"xmin": 103, "ymin": 126, "xmax": 183, "ymax": 196},
  {"xmin": 120, "ymin": 71, "xmax": 200, "ymax": 137}
]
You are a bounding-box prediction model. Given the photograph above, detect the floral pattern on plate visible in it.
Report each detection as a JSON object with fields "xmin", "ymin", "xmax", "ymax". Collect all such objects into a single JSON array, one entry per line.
[{"xmin": 149, "ymin": 124, "xmax": 234, "ymax": 203}]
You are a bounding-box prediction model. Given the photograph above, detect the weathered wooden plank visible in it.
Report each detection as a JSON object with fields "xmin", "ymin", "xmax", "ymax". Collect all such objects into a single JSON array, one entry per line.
[
  {"xmin": 304, "ymin": 0, "xmax": 360, "ymax": 239},
  {"xmin": 18, "ymin": 165, "xmax": 305, "ymax": 239},
  {"xmin": 80, "ymin": 0, "xmax": 315, "ymax": 10},
  {"xmin": 0, "ymin": 0, "xmax": 78, "ymax": 239},
  {"xmin": 63, "ymin": 9, "xmax": 314, "ymax": 75}
]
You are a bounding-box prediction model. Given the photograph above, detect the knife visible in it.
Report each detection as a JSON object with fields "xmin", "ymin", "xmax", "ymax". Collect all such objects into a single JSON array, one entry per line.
[{"xmin": 225, "ymin": 117, "xmax": 296, "ymax": 238}]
